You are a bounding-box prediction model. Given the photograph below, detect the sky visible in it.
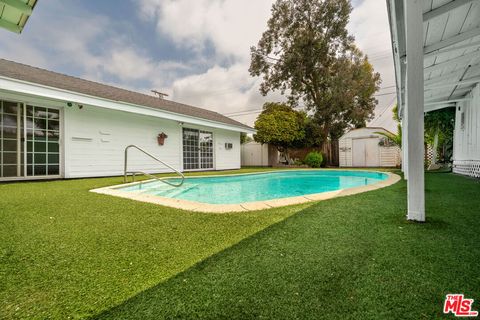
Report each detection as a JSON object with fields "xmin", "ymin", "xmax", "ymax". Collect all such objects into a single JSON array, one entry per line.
[{"xmin": 0, "ymin": 0, "xmax": 397, "ymax": 131}]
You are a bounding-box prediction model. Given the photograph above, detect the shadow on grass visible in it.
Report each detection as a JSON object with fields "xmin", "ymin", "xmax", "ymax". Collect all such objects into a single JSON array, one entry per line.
[
  {"xmin": 90, "ymin": 202, "xmax": 368, "ymax": 319},
  {"xmin": 90, "ymin": 174, "xmax": 480, "ymax": 320}
]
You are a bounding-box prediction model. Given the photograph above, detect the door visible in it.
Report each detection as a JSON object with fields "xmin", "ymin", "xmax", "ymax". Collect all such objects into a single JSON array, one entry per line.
[
  {"xmin": 364, "ymin": 138, "xmax": 380, "ymax": 167},
  {"xmin": 0, "ymin": 100, "xmax": 23, "ymax": 178},
  {"xmin": 182, "ymin": 128, "xmax": 213, "ymax": 170},
  {"xmin": 352, "ymin": 138, "xmax": 380, "ymax": 167},
  {"xmin": 352, "ymin": 139, "xmax": 366, "ymax": 167},
  {"xmin": 26, "ymin": 105, "xmax": 61, "ymax": 177},
  {"xmin": 0, "ymin": 100, "xmax": 61, "ymax": 180}
]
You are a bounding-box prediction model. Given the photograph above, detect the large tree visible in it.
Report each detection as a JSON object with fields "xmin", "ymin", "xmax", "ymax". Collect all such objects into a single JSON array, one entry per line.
[
  {"xmin": 254, "ymin": 102, "xmax": 307, "ymax": 162},
  {"xmin": 250, "ymin": 0, "xmax": 380, "ymax": 146}
]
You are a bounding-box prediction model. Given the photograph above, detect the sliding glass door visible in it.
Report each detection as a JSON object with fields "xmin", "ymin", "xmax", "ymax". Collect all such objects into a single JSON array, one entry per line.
[
  {"xmin": 0, "ymin": 99, "xmax": 61, "ymax": 179},
  {"xmin": 182, "ymin": 128, "xmax": 213, "ymax": 170},
  {"xmin": 26, "ymin": 105, "xmax": 60, "ymax": 177},
  {"xmin": 0, "ymin": 101, "xmax": 23, "ymax": 178}
]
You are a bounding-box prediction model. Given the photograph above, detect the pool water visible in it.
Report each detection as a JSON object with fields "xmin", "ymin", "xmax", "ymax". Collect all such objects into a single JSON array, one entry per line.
[{"xmin": 118, "ymin": 170, "xmax": 388, "ymax": 205}]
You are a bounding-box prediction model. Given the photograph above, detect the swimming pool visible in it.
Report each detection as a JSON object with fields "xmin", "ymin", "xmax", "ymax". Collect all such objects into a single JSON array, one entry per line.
[{"xmin": 116, "ymin": 170, "xmax": 389, "ymax": 204}]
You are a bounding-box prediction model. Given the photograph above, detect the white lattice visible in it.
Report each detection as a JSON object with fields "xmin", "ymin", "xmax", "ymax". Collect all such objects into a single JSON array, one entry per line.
[
  {"xmin": 453, "ymin": 160, "xmax": 480, "ymax": 178},
  {"xmin": 425, "ymin": 145, "xmax": 434, "ymax": 166}
]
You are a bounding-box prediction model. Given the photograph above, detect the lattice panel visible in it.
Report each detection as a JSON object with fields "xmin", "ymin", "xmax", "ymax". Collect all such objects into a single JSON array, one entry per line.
[
  {"xmin": 425, "ymin": 145, "xmax": 434, "ymax": 166},
  {"xmin": 453, "ymin": 160, "xmax": 480, "ymax": 178}
]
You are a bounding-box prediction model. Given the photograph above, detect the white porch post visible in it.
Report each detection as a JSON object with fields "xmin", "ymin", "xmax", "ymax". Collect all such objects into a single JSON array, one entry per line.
[
  {"xmin": 402, "ymin": 117, "xmax": 408, "ymax": 179},
  {"xmin": 404, "ymin": 0, "xmax": 425, "ymax": 221}
]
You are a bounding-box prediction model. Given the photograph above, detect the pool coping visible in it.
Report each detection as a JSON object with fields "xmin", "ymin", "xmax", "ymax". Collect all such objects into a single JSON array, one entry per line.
[{"xmin": 90, "ymin": 169, "xmax": 401, "ymax": 213}]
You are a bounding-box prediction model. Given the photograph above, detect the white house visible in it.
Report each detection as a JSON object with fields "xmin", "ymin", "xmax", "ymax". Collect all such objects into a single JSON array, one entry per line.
[
  {"xmin": 453, "ymin": 84, "xmax": 480, "ymax": 177},
  {"xmin": 339, "ymin": 127, "xmax": 401, "ymax": 167},
  {"xmin": 0, "ymin": 59, "xmax": 255, "ymax": 181},
  {"xmin": 387, "ymin": 0, "xmax": 480, "ymax": 221}
]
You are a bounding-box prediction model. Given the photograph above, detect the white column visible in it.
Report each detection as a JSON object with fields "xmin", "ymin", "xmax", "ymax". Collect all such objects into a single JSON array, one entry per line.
[
  {"xmin": 402, "ymin": 117, "xmax": 408, "ymax": 179},
  {"xmin": 404, "ymin": 0, "xmax": 425, "ymax": 221}
]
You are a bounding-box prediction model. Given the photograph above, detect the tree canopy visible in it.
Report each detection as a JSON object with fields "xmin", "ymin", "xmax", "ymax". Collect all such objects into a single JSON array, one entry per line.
[
  {"xmin": 250, "ymin": 0, "xmax": 381, "ymax": 146},
  {"xmin": 253, "ymin": 102, "xmax": 307, "ymax": 157}
]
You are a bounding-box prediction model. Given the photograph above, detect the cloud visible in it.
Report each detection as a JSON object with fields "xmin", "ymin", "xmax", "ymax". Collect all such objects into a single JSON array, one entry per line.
[
  {"xmin": 150, "ymin": 0, "xmax": 397, "ymax": 128},
  {"xmin": 167, "ymin": 63, "xmax": 284, "ymax": 114},
  {"xmin": 0, "ymin": 0, "xmax": 193, "ymax": 94},
  {"xmin": 102, "ymin": 48, "xmax": 189, "ymax": 82},
  {"xmin": 349, "ymin": 0, "xmax": 397, "ymax": 131},
  {"xmin": 0, "ymin": 0, "xmax": 396, "ymax": 129},
  {"xmin": 136, "ymin": 0, "xmax": 274, "ymax": 60}
]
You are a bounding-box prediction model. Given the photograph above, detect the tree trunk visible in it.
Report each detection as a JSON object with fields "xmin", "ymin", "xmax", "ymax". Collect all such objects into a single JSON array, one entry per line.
[
  {"xmin": 319, "ymin": 125, "xmax": 330, "ymax": 149},
  {"xmin": 432, "ymin": 127, "xmax": 439, "ymax": 164},
  {"xmin": 277, "ymin": 147, "xmax": 291, "ymax": 165}
]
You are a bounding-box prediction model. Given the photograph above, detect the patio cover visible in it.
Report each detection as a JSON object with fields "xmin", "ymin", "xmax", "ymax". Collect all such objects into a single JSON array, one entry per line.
[
  {"xmin": 0, "ymin": 0, "xmax": 37, "ymax": 33},
  {"xmin": 387, "ymin": 0, "xmax": 480, "ymax": 221}
]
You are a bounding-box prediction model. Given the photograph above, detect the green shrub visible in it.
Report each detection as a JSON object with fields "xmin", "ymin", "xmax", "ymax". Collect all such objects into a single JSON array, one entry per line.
[
  {"xmin": 304, "ymin": 152, "xmax": 323, "ymax": 168},
  {"xmin": 294, "ymin": 159, "xmax": 303, "ymax": 166}
]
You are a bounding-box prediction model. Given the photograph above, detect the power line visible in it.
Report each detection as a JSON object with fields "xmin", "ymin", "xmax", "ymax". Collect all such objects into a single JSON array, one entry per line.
[
  {"xmin": 225, "ymin": 91, "xmax": 397, "ymax": 117},
  {"xmin": 370, "ymin": 95, "xmax": 397, "ymax": 125},
  {"xmin": 225, "ymin": 106, "xmax": 305, "ymax": 117}
]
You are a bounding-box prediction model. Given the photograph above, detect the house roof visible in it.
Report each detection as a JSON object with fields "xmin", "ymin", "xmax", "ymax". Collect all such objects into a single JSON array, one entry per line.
[
  {"xmin": 0, "ymin": 0, "xmax": 37, "ymax": 33},
  {"xmin": 0, "ymin": 58, "xmax": 253, "ymax": 131}
]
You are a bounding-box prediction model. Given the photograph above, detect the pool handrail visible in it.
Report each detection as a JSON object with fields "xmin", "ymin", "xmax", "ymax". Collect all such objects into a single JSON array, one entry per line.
[{"xmin": 124, "ymin": 145, "xmax": 185, "ymax": 187}]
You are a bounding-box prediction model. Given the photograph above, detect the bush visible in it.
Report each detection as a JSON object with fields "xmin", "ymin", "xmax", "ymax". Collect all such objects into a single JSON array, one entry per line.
[
  {"xmin": 293, "ymin": 159, "xmax": 303, "ymax": 166},
  {"xmin": 304, "ymin": 151, "xmax": 323, "ymax": 168}
]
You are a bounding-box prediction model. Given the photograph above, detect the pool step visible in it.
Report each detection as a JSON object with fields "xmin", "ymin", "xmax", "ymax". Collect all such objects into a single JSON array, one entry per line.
[
  {"xmin": 138, "ymin": 183, "xmax": 199, "ymax": 198},
  {"xmin": 159, "ymin": 184, "xmax": 199, "ymax": 198}
]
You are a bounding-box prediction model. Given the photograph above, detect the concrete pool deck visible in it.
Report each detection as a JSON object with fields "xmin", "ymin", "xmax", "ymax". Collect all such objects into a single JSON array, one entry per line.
[{"xmin": 90, "ymin": 170, "xmax": 401, "ymax": 213}]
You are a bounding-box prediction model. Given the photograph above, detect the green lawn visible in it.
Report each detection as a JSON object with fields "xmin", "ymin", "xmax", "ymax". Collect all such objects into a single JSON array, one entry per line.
[{"xmin": 1, "ymin": 169, "xmax": 479, "ymax": 319}]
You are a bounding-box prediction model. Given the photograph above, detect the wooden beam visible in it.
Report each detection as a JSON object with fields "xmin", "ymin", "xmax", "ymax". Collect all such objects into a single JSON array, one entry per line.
[
  {"xmin": 424, "ymin": 26, "xmax": 480, "ymax": 54},
  {"xmin": 0, "ymin": 18, "xmax": 21, "ymax": 33},
  {"xmin": 425, "ymin": 98, "xmax": 471, "ymax": 104},
  {"xmin": 0, "ymin": 0, "xmax": 32, "ymax": 15},
  {"xmin": 404, "ymin": 0, "xmax": 425, "ymax": 222},
  {"xmin": 424, "ymin": 40, "xmax": 480, "ymax": 59},
  {"xmin": 424, "ymin": 50, "xmax": 479, "ymax": 73},
  {"xmin": 425, "ymin": 76, "xmax": 480, "ymax": 90},
  {"xmin": 423, "ymin": 0, "xmax": 476, "ymax": 21},
  {"xmin": 424, "ymin": 103, "xmax": 456, "ymax": 112},
  {"xmin": 425, "ymin": 66, "xmax": 473, "ymax": 84}
]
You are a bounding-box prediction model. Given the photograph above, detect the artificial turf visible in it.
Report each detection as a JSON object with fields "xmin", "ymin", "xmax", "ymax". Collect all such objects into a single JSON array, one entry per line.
[{"xmin": 1, "ymin": 169, "xmax": 479, "ymax": 319}]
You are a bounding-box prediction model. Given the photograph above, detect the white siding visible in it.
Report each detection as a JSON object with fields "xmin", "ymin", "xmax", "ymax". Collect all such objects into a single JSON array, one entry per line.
[
  {"xmin": 213, "ymin": 129, "xmax": 240, "ymax": 170},
  {"xmin": 64, "ymin": 105, "xmax": 241, "ymax": 178},
  {"xmin": 453, "ymin": 84, "xmax": 480, "ymax": 178},
  {"xmin": 380, "ymin": 146, "xmax": 401, "ymax": 167},
  {"xmin": 241, "ymin": 142, "xmax": 269, "ymax": 166},
  {"xmin": 339, "ymin": 137, "xmax": 353, "ymax": 167},
  {"xmin": 339, "ymin": 127, "xmax": 400, "ymax": 167}
]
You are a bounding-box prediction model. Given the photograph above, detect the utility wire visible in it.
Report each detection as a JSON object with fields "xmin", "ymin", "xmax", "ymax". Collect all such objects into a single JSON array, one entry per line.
[
  {"xmin": 225, "ymin": 91, "xmax": 397, "ymax": 117},
  {"xmin": 370, "ymin": 96, "xmax": 397, "ymax": 125}
]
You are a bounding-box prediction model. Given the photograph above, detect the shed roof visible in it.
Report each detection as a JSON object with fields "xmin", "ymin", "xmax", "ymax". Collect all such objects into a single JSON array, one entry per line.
[
  {"xmin": 339, "ymin": 127, "xmax": 394, "ymax": 140},
  {"xmin": 0, "ymin": 59, "xmax": 253, "ymax": 131}
]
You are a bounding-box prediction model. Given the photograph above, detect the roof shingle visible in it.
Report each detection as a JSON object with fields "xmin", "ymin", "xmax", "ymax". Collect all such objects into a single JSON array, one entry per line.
[{"xmin": 0, "ymin": 59, "xmax": 252, "ymax": 130}]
